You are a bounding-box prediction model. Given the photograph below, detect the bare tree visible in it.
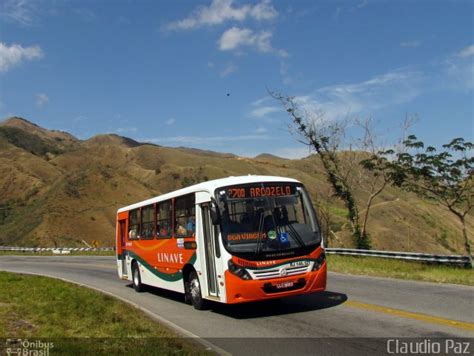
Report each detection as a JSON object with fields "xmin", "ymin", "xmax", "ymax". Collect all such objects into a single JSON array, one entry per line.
[
  {"xmin": 273, "ymin": 93, "xmax": 371, "ymax": 249},
  {"xmin": 354, "ymin": 118, "xmax": 392, "ymax": 240},
  {"xmin": 274, "ymin": 93, "xmax": 414, "ymax": 249}
]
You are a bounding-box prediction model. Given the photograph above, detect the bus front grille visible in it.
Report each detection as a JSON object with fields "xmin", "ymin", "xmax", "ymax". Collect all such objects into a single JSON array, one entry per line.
[{"xmin": 249, "ymin": 264, "xmax": 311, "ymax": 280}]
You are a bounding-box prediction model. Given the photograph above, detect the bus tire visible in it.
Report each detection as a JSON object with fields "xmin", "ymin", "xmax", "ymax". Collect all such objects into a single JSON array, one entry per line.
[
  {"xmin": 184, "ymin": 277, "xmax": 192, "ymax": 305},
  {"xmin": 132, "ymin": 262, "xmax": 145, "ymax": 292},
  {"xmin": 188, "ymin": 271, "xmax": 207, "ymax": 310}
]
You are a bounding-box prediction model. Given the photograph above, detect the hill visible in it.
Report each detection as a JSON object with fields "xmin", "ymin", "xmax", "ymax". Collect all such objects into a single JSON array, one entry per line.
[{"xmin": 0, "ymin": 116, "xmax": 472, "ymax": 253}]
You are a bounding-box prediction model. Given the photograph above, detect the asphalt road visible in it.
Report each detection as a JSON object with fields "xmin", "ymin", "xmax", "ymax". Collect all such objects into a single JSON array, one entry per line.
[{"xmin": 1, "ymin": 255, "xmax": 473, "ymax": 355}]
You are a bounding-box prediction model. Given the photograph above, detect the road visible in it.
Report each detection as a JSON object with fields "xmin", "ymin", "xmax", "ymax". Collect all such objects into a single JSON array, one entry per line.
[{"xmin": 0, "ymin": 255, "xmax": 473, "ymax": 355}]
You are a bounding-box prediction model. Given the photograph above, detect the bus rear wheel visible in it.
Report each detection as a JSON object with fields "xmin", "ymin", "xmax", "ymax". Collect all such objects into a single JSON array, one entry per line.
[
  {"xmin": 132, "ymin": 262, "xmax": 145, "ymax": 292},
  {"xmin": 187, "ymin": 271, "xmax": 207, "ymax": 310}
]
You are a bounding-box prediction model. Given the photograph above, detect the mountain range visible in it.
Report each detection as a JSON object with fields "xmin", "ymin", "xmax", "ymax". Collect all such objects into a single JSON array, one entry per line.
[{"xmin": 0, "ymin": 116, "xmax": 472, "ymax": 254}]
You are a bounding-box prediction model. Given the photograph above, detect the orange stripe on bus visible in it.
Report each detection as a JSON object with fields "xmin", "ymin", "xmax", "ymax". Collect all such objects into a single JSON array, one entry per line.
[{"xmin": 134, "ymin": 240, "xmax": 168, "ymax": 251}]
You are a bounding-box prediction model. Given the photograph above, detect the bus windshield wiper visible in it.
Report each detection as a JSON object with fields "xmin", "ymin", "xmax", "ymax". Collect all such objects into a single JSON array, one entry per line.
[
  {"xmin": 255, "ymin": 209, "xmax": 265, "ymax": 256},
  {"xmin": 285, "ymin": 223, "xmax": 306, "ymax": 248}
]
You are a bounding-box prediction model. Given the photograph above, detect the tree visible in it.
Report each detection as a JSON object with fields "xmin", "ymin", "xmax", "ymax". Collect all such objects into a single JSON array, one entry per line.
[
  {"xmin": 367, "ymin": 135, "xmax": 473, "ymax": 263},
  {"xmin": 313, "ymin": 186, "xmax": 338, "ymax": 247},
  {"xmin": 355, "ymin": 118, "xmax": 392, "ymax": 241},
  {"xmin": 273, "ymin": 93, "xmax": 371, "ymax": 249}
]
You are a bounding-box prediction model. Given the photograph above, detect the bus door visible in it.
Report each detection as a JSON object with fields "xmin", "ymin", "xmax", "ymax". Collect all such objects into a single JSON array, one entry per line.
[
  {"xmin": 200, "ymin": 203, "xmax": 219, "ymax": 296},
  {"xmin": 118, "ymin": 219, "xmax": 127, "ymax": 276}
]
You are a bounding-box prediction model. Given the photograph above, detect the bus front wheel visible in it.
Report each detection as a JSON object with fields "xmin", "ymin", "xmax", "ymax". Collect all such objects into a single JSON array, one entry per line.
[
  {"xmin": 187, "ymin": 271, "xmax": 207, "ymax": 310},
  {"xmin": 132, "ymin": 262, "xmax": 145, "ymax": 292}
]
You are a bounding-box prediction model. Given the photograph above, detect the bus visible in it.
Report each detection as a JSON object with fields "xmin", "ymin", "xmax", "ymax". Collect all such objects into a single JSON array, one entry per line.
[{"xmin": 116, "ymin": 175, "xmax": 327, "ymax": 309}]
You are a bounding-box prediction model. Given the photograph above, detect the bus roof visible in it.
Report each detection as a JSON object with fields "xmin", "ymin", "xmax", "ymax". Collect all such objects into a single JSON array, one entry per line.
[{"xmin": 117, "ymin": 175, "xmax": 301, "ymax": 213}]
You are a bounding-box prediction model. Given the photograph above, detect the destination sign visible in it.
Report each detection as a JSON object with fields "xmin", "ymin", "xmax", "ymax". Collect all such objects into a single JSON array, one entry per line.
[
  {"xmin": 228, "ymin": 232, "xmax": 267, "ymax": 243},
  {"xmin": 227, "ymin": 184, "xmax": 295, "ymax": 199}
]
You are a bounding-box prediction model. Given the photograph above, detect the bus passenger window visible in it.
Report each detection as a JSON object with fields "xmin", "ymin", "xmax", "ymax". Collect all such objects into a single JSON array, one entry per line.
[
  {"xmin": 157, "ymin": 201, "xmax": 172, "ymax": 238},
  {"xmin": 175, "ymin": 195, "xmax": 195, "ymax": 236},
  {"xmin": 141, "ymin": 205, "xmax": 154, "ymax": 240},
  {"xmin": 129, "ymin": 209, "xmax": 140, "ymax": 240}
]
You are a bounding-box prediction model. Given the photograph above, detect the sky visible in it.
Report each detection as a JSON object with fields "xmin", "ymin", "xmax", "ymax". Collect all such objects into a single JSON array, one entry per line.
[{"xmin": 0, "ymin": 0, "xmax": 473, "ymax": 158}]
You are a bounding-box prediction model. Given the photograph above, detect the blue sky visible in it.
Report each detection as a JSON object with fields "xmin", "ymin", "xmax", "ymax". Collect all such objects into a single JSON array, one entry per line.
[{"xmin": 0, "ymin": 0, "xmax": 473, "ymax": 158}]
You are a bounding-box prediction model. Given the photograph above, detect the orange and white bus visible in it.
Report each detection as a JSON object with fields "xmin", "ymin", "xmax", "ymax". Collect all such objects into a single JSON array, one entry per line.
[{"xmin": 116, "ymin": 175, "xmax": 326, "ymax": 309}]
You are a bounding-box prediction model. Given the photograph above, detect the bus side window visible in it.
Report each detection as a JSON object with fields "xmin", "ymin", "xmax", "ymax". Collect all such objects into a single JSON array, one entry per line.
[
  {"xmin": 175, "ymin": 194, "xmax": 195, "ymax": 237},
  {"xmin": 141, "ymin": 205, "xmax": 154, "ymax": 240},
  {"xmin": 129, "ymin": 209, "xmax": 140, "ymax": 240},
  {"xmin": 157, "ymin": 200, "xmax": 172, "ymax": 238}
]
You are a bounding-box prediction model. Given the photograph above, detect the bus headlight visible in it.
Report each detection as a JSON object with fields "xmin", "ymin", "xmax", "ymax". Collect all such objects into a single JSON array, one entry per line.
[
  {"xmin": 312, "ymin": 252, "xmax": 326, "ymax": 271},
  {"xmin": 228, "ymin": 259, "xmax": 252, "ymax": 280}
]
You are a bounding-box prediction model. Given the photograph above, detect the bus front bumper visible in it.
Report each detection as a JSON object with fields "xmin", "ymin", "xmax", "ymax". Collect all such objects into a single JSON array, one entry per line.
[{"xmin": 224, "ymin": 261, "xmax": 327, "ymax": 304}]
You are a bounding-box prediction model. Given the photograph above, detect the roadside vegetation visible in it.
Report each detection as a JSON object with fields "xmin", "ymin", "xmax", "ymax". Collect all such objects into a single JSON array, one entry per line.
[
  {"xmin": 0, "ymin": 272, "xmax": 207, "ymax": 355},
  {"xmin": 328, "ymin": 255, "xmax": 474, "ymax": 286},
  {"xmin": 273, "ymin": 93, "xmax": 473, "ymax": 260}
]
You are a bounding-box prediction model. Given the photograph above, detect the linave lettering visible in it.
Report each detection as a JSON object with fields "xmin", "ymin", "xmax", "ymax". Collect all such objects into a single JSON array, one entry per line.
[{"xmin": 157, "ymin": 252, "xmax": 184, "ymax": 264}]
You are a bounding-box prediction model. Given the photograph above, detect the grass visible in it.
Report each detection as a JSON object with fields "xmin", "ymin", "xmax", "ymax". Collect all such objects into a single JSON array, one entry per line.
[
  {"xmin": 328, "ymin": 255, "xmax": 474, "ymax": 286},
  {"xmin": 327, "ymin": 205, "xmax": 348, "ymax": 218},
  {"xmin": 0, "ymin": 272, "xmax": 208, "ymax": 355}
]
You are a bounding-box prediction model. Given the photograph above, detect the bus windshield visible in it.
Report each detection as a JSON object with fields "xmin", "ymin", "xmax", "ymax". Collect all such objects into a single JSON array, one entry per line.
[{"xmin": 215, "ymin": 182, "xmax": 322, "ymax": 260}]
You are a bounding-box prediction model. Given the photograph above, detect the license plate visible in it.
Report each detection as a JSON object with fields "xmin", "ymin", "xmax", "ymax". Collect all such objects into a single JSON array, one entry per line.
[
  {"xmin": 276, "ymin": 281, "xmax": 294, "ymax": 289},
  {"xmin": 289, "ymin": 261, "xmax": 310, "ymax": 267}
]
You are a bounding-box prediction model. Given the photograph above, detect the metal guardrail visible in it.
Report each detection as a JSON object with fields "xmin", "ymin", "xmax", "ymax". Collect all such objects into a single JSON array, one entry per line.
[
  {"xmin": 0, "ymin": 246, "xmax": 114, "ymax": 253},
  {"xmin": 0, "ymin": 246, "xmax": 471, "ymax": 267},
  {"xmin": 325, "ymin": 248, "xmax": 472, "ymax": 267}
]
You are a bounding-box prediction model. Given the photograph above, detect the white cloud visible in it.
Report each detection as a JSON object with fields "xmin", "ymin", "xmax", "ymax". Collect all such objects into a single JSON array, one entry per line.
[
  {"xmin": 445, "ymin": 63, "xmax": 473, "ymax": 90},
  {"xmin": 252, "ymin": 96, "xmax": 271, "ymax": 106},
  {"xmin": 219, "ymin": 27, "xmax": 253, "ymax": 50},
  {"xmin": 218, "ymin": 27, "xmax": 287, "ymax": 57},
  {"xmin": 143, "ymin": 134, "xmax": 270, "ymax": 145},
  {"xmin": 279, "ymin": 60, "xmax": 293, "ymax": 85},
  {"xmin": 250, "ymin": 105, "xmax": 281, "ymax": 118},
  {"xmin": 165, "ymin": 118, "xmax": 176, "ymax": 125},
  {"xmin": 270, "ymin": 146, "xmax": 312, "ymax": 159},
  {"xmin": 457, "ymin": 44, "xmax": 474, "ymax": 58},
  {"xmin": 400, "ymin": 41, "xmax": 421, "ymax": 48},
  {"xmin": 293, "ymin": 69, "xmax": 424, "ymax": 121},
  {"xmin": 165, "ymin": 0, "xmax": 277, "ymax": 31},
  {"xmin": 220, "ymin": 63, "xmax": 238, "ymax": 77},
  {"xmin": 116, "ymin": 127, "xmax": 138, "ymax": 133},
  {"xmin": 249, "ymin": 0, "xmax": 278, "ymax": 20},
  {"xmin": 444, "ymin": 50, "xmax": 474, "ymax": 90},
  {"xmin": 250, "ymin": 97, "xmax": 284, "ymax": 122},
  {"xmin": 0, "ymin": 42, "xmax": 43, "ymax": 72},
  {"xmin": 1, "ymin": 0, "xmax": 38, "ymax": 26},
  {"xmin": 35, "ymin": 93, "xmax": 49, "ymax": 107},
  {"xmin": 255, "ymin": 127, "xmax": 267, "ymax": 133},
  {"xmin": 357, "ymin": 0, "xmax": 369, "ymax": 9}
]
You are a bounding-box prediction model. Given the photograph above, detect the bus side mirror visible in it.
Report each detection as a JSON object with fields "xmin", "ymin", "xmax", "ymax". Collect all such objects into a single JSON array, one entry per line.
[{"xmin": 210, "ymin": 202, "xmax": 220, "ymax": 225}]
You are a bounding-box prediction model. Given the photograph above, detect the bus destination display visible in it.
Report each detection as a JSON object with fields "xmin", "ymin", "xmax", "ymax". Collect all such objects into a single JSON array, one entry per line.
[{"xmin": 227, "ymin": 184, "xmax": 295, "ymax": 199}]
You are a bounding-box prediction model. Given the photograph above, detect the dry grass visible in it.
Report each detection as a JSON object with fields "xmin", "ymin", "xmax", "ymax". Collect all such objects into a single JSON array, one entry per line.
[{"xmin": 1, "ymin": 116, "xmax": 472, "ymax": 253}]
